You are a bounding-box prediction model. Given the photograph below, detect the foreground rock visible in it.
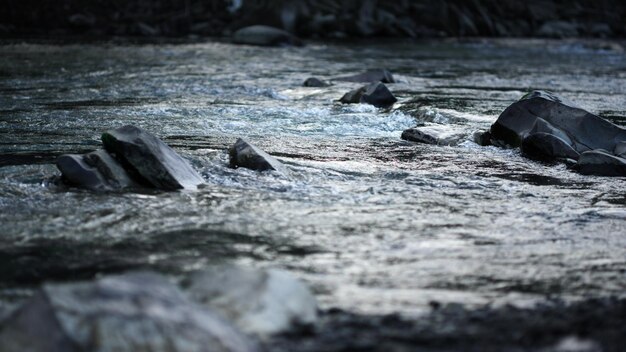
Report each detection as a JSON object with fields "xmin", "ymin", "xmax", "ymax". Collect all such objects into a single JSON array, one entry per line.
[
  {"xmin": 340, "ymin": 82, "xmax": 397, "ymax": 108},
  {"xmin": 184, "ymin": 265, "xmax": 317, "ymax": 337},
  {"xmin": 102, "ymin": 125, "xmax": 205, "ymax": 190},
  {"xmin": 485, "ymin": 90, "xmax": 626, "ymax": 176},
  {"xmin": 402, "ymin": 125, "xmax": 468, "ymax": 146},
  {"xmin": 0, "ymin": 272, "xmax": 257, "ymax": 352},
  {"xmin": 57, "ymin": 149, "xmax": 139, "ymax": 191},
  {"xmin": 229, "ymin": 138, "xmax": 289, "ymax": 175},
  {"xmin": 232, "ymin": 25, "xmax": 303, "ymax": 47},
  {"xmin": 335, "ymin": 69, "xmax": 395, "ymax": 83}
]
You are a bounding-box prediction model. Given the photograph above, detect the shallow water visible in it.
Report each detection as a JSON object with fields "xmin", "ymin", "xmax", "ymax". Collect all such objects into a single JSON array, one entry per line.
[{"xmin": 0, "ymin": 38, "xmax": 625, "ymax": 316}]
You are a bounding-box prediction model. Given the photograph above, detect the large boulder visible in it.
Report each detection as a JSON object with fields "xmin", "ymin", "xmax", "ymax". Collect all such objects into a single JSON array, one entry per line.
[
  {"xmin": 229, "ymin": 138, "xmax": 289, "ymax": 175},
  {"xmin": 56, "ymin": 149, "xmax": 139, "ymax": 191},
  {"xmin": 102, "ymin": 125, "xmax": 204, "ymax": 190},
  {"xmin": 0, "ymin": 272, "xmax": 258, "ymax": 352},
  {"xmin": 401, "ymin": 125, "xmax": 467, "ymax": 146},
  {"xmin": 335, "ymin": 69, "xmax": 395, "ymax": 83},
  {"xmin": 232, "ymin": 25, "xmax": 303, "ymax": 47},
  {"xmin": 184, "ymin": 266, "xmax": 317, "ymax": 337},
  {"xmin": 340, "ymin": 82, "xmax": 396, "ymax": 108},
  {"xmin": 575, "ymin": 150, "xmax": 626, "ymax": 176},
  {"xmin": 521, "ymin": 132, "xmax": 580, "ymax": 161},
  {"xmin": 490, "ymin": 91, "xmax": 626, "ymax": 152}
]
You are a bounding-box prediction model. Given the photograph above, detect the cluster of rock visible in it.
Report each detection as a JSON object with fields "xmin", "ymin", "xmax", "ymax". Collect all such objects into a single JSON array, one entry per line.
[
  {"xmin": 478, "ymin": 91, "xmax": 626, "ymax": 176},
  {"xmin": 56, "ymin": 127, "xmax": 290, "ymax": 191},
  {"xmin": 0, "ymin": 266, "xmax": 318, "ymax": 352}
]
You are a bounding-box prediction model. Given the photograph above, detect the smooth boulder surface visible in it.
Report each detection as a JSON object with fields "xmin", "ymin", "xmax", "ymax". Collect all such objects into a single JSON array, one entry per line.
[
  {"xmin": 402, "ymin": 125, "xmax": 467, "ymax": 146},
  {"xmin": 575, "ymin": 150, "xmax": 626, "ymax": 176},
  {"xmin": 102, "ymin": 125, "xmax": 204, "ymax": 190},
  {"xmin": 229, "ymin": 138, "xmax": 289, "ymax": 175},
  {"xmin": 56, "ymin": 150, "xmax": 139, "ymax": 191},
  {"xmin": 303, "ymin": 77, "xmax": 330, "ymax": 87},
  {"xmin": 521, "ymin": 132, "xmax": 580, "ymax": 161},
  {"xmin": 340, "ymin": 82, "xmax": 396, "ymax": 108},
  {"xmin": 232, "ymin": 25, "xmax": 303, "ymax": 47},
  {"xmin": 0, "ymin": 272, "xmax": 258, "ymax": 352},
  {"xmin": 614, "ymin": 142, "xmax": 626, "ymax": 157},
  {"xmin": 184, "ymin": 266, "xmax": 317, "ymax": 337},
  {"xmin": 490, "ymin": 90, "xmax": 626, "ymax": 152},
  {"xmin": 335, "ymin": 69, "xmax": 395, "ymax": 83}
]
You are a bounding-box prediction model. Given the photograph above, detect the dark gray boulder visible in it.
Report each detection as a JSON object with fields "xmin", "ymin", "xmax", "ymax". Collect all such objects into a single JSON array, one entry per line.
[
  {"xmin": 184, "ymin": 265, "xmax": 317, "ymax": 337},
  {"xmin": 232, "ymin": 25, "xmax": 303, "ymax": 47},
  {"xmin": 402, "ymin": 125, "xmax": 467, "ymax": 146},
  {"xmin": 303, "ymin": 77, "xmax": 330, "ymax": 87},
  {"xmin": 614, "ymin": 142, "xmax": 626, "ymax": 158},
  {"xmin": 56, "ymin": 150, "xmax": 139, "ymax": 191},
  {"xmin": 340, "ymin": 82, "xmax": 396, "ymax": 108},
  {"xmin": 473, "ymin": 130, "xmax": 492, "ymax": 146},
  {"xmin": 521, "ymin": 132, "xmax": 580, "ymax": 161},
  {"xmin": 335, "ymin": 69, "xmax": 395, "ymax": 83},
  {"xmin": 229, "ymin": 138, "xmax": 289, "ymax": 175},
  {"xmin": 575, "ymin": 150, "xmax": 626, "ymax": 176},
  {"xmin": 0, "ymin": 272, "xmax": 258, "ymax": 352},
  {"xmin": 101, "ymin": 125, "xmax": 204, "ymax": 190},
  {"xmin": 490, "ymin": 91, "xmax": 626, "ymax": 153}
]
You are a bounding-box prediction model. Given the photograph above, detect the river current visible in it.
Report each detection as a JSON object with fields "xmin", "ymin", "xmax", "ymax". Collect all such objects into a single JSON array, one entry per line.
[{"xmin": 0, "ymin": 38, "xmax": 625, "ymax": 316}]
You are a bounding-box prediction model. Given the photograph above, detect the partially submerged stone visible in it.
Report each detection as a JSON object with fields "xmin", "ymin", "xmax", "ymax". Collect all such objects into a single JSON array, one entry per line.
[
  {"xmin": 340, "ymin": 82, "xmax": 396, "ymax": 108},
  {"xmin": 303, "ymin": 77, "xmax": 330, "ymax": 87},
  {"xmin": 102, "ymin": 125, "xmax": 204, "ymax": 190},
  {"xmin": 335, "ymin": 69, "xmax": 395, "ymax": 83},
  {"xmin": 232, "ymin": 25, "xmax": 303, "ymax": 47},
  {"xmin": 473, "ymin": 130, "xmax": 492, "ymax": 146},
  {"xmin": 229, "ymin": 138, "xmax": 289, "ymax": 175},
  {"xmin": 184, "ymin": 265, "xmax": 317, "ymax": 337},
  {"xmin": 575, "ymin": 150, "xmax": 626, "ymax": 176},
  {"xmin": 56, "ymin": 149, "xmax": 138, "ymax": 191},
  {"xmin": 402, "ymin": 125, "xmax": 467, "ymax": 146},
  {"xmin": 0, "ymin": 272, "xmax": 258, "ymax": 352},
  {"xmin": 521, "ymin": 132, "xmax": 580, "ymax": 161}
]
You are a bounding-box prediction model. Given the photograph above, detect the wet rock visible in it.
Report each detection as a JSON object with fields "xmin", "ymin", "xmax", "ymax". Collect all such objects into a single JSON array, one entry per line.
[
  {"xmin": 473, "ymin": 130, "xmax": 492, "ymax": 146},
  {"xmin": 232, "ymin": 25, "xmax": 303, "ymax": 47},
  {"xmin": 575, "ymin": 150, "xmax": 626, "ymax": 176},
  {"xmin": 402, "ymin": 125, "xmax": 467, "ymax": 146},
  {"xmin": 490, "ymin": 91, "xmax": 626, "ymax": 153},
  {"xmin": 614, "ymin": 142, "xmax": 626, "ymax": 157},
  {"xmin": 303, "ymin": 77, "xmax": 330, "ymax": 87},
  {"xmin": 0, "ymin": 272, "xmax": 258, "ymax": 352},
  {"xmin": 184, "ymin": 265, "xmax": 317, "ymax": 337},
  {"xmin": 339, "ymin": 86, "xmax": 367, "ymax": 104},
  {"xmin": 229, "ymin": 138, "xmax": 289, "ymax": 174},
  {"xmin": 56, "ymin": 150, "xmax": 139, "ymax": 191},
  {"xmin": 335, "ymin": 69, "xmax": 395, "ymax": 83},
  {"xmin": 340, "ymin": 82, "xmax": 396, "ymax": 108},
  {"xmin": 102, "ymin": 125, "xmax": 204, "ymax": 190},
  {"xmin": 521, "ymin": 132, "xmax": 580, "ymax": 161}
]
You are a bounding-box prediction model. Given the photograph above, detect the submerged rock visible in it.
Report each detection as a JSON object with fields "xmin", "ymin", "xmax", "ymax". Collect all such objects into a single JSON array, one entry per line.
[
  {"xmin": 102, "ymin": 125, "xmax": 204, "ymax": 190},
  {"xmin": 575, "ymin": 150, "xmax": 626, "ymax": 176},
  {"xmin": 0, "ymin": 272, "xmax": 258, "ymax": 352},
  {"xmin": 229, "ymin": 138, "xmax": 289, "ymax": 175},
  {"xmin": 402, "ymin": 125, "xmax": 467, "ymax": 146},
  {"xmin": 232, "ymin": 25, "xmax": 303, "ymax": 47},
  {"xmin": 472, "ymin": 130, "xmax": 492, "ymax": 146},
  {"xmin": 184, "ymin": 265, "xmax": 317, "ymax": 337},
  {"xmin": 56, "ymin": 149, "xmax": 139, "ymax": 191},
  {"xmin": 303, "ymin": 77, "xmax": 330, "ymax": 87},
  {"xmin": 340, "ymin": 82, "xmax": 396, "ymax": 107},
  {"xmin": 335, "ymin": 69, "xmax": 395, "ymax": 83}
]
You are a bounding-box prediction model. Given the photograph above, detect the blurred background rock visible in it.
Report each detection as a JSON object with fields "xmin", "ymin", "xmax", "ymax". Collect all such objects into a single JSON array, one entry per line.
[{"xmin": 0, "ymin": 0, "xmax": 624, "ymax": 39}]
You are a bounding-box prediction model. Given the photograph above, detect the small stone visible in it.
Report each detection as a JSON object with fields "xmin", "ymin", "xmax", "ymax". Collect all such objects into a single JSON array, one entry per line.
[
  {"xmin": 229, "ymin": 138, "xmax": 289, "ymax": 175},
  {"xmin": 360, "ymin": 82, "xmax": 397, "ymax": 107},
  {"xmin": 402, "ymin": 125, "xmax": 467, "ymax": 146},
  {"xmin": 303, "ymin": 77, "xmax": 330, "ymax": 87},
  {"xmin": 473, "ymin": 130, "xmax": 492, "ymax": 146},
  {"xmin": 339, "ymin": 86, "xmax": 367, "ymax": 104},
  {"xmin": 232, "ymin": 25, "xmax": 303, "ymax": 47}
]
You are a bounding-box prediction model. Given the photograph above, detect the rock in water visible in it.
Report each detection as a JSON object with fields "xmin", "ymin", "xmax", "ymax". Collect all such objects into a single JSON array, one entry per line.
[
  {"xmin": 335, "ymin": 69, "xmax": 395, "ymax": 83},
  {"xmin": 340, "ymin": 82, "xmax": 396, "ymax": 107},
  {"xmin": 521, "ymin": 132, "xmax": 580, "ymax": 161},
  {"xmin": 303, "ymin": 77, "xmax": 330, "ymax": 87},
  {"xmin": 575, "ymin": 150, "xmax": 626, "ymax": 176},
  {"xmin": 232, "ymin": 25, "xmax": 303, "ymax": 47},
  {"xmin": 402, "ymin": 125, "xmax": 467, "ymax": 146},
  {"xmin": 101, "ymin": 125, "xmax": 204, "ymax": 190},
  {"xmin": 473, "ymin": 130, "xmax": 492, "ymax": 146},
  {"xmin": 0, "ymin": 272, "xmax": 258, "ymax": 352},
  {"xmin": 229, "ymin": 138, "xmax": 289, "ymax": 175},
  {"xmin": 56, "ymin": 149, "xmax": 139, "ymax": 191},
  {"xmin": 184, "ymin": 266, "xmax": 317, "ymax": 337},
  {"xmin": 490, "ymin": 90, "xmax": 626, "ymax": 152}
]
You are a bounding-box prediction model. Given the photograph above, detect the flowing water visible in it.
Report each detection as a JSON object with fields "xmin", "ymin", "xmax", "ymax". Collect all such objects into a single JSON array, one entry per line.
[{"xmin": 0, "ymin": 38, "xmax": 625, "ymax": 319}]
